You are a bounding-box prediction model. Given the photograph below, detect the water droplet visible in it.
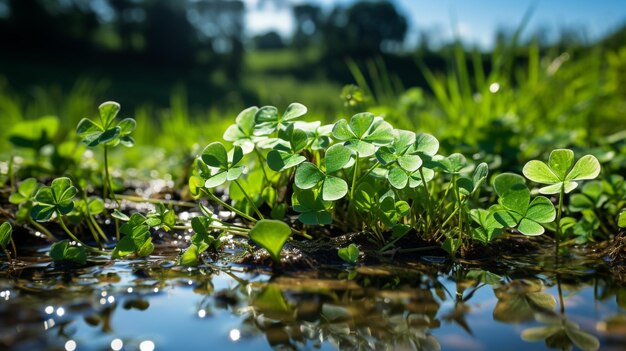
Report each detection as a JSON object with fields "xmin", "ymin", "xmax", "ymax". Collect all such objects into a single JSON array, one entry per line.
[
  {"xmin": 56, "ymin": 307, "xmax": 65, "ymax": 317},
  {"xmin": 45, "ymin": 306, "xmax": 54, "ymax": 314},
  {"xmin": 198, "ymin": 309, "xmax": 206, "ymax": 318}
]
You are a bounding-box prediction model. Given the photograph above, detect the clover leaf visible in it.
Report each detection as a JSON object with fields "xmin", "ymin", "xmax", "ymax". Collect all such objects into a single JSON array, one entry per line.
[
  {"xmin": 50, "ymin": 240, "xmax": 87, "ymax": 265},
  {"xmin": 267, "ymin": 124, "xmax": 309, "ymax": 172},
  {"xmin": 9, "ymin": 178, "xmax": 39, "ymax": 205},
  {"xmin": 338, "ymin": 243, "xmax": 360, "ymax": 265},
  {"xmin": 377, "ymin": 130, "xmax": 424, "ymax": 189},
  {"xmin": 569, "ymin": 181, "xmax": 607, "ymax": 212},
  {"xmin": 618, "ymin": 211, "xmax": 626, "ymax": 228},
  {"xmin": 0, "ymin": 222, "xmax": 12, "ymax": 250},
  {"xmin": 294, "ymin": 143, "xmax": 352, "ymax": 201},
  {"xmin": 254, "ymin": 102, "xmax": 307, "ymax": 136},
  {"xmin": 76, "ymin": 101, "xmax": 135, "ymax": 147},
  {"xmin": 492, "ymin": 173, "xmax": 556, "ymax": 236},
  {"xmin": 294, "ymin": 121, "xmax": 333, "ymax": 150},
  {"xmin": 223, "ymin": 106, "xmax": 259, "ymax": 154},
  {"xmin": 292, "ymin": 189, "xmax": 332, "ymax": 225},
  {"xmin": 112, "ymin": 213, "xmax": 154, "ymax": 258},
  {"xmin": 200, "ymin": 142, "xmax": 246, "ymax": 188},
  {"xmin": 470, "ymin": 208, "xmax": 503, "ymax": 243},
  {"xmin": 436, "ymin": 153, "xmax": 467, "ymax": 174},
  {"xmin": 31, "ymin": 177, "xmax": 78, "ymax": 222},
  {"xmin": 249, "ymin": 219, "xmax": 292, "ymax": 263},
  {"xmin": 332, "ymin": 113, "xmax": 394, "ymax": 157},
  {"xmin": 458, "ymin": 162, "xmax": 489, "ymax": 196},
  {"xmin": 523, "ymin": 149, "xmax": 601, "ymax": 194}
]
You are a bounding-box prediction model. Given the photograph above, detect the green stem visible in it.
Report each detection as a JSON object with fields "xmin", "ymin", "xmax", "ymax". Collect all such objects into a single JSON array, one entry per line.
[
  {"xmin": 350, "ymin": 152, "xmax": 360, "ymax": 200},
  {"xmin": 115, "ymin": 194, "xmax": 197, "ymax": 208},
  {"xmin": 234, "ymin": 180, "xmax": 265, "ymax": 220},
  {"xmin": 356, "ymin": 161, "xmax": 379, "ymax": 184},
  {"xmin": 103, "ymin": 145, "xmax": 110, "ymax": 200},
  {"xmin": 57, "ymin": 215, "xmax": 108, "ymax": 255},
  {"xmin": 88, "ymin": 215, "xmax": 108, "ymax": 242},
  {"xmin": 254, "ymin": 148, "xmax": 270, "ymax": 185},
  {"xmin": 8, "ymin": 154, "xmax": 15, "ymax": 192},
  {"xmin": 200, "ymin": 188, "xmax": 257, "ymax": 222},
  {"xmin": 2, "ymin": 247, "xmax": 11, "ymax": 264},
  {"xmin": 84, "ymin": 216, "xmax": 103, "ymax": 247},
  {"xmin": 28, "ymin": 218, "xmax": 57, "ymax": 241},
  {"xmin": 555, "ymin": 185, "xmax": 565, "ymax": 256},
  {"xmin": 419, "ymin": 167, "xmax": 432, "ymax": 231}
]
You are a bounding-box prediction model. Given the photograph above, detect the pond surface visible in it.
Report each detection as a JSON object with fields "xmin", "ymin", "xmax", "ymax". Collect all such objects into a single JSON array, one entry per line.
[{"xmin": 1, "ymin": 246, "xmax": 625, "ymax": 351}]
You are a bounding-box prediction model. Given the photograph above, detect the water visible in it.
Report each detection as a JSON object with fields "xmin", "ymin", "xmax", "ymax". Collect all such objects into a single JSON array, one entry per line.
[{"xmin": 1, "ymin": 247, "xmax": 625, "ymax": 351}]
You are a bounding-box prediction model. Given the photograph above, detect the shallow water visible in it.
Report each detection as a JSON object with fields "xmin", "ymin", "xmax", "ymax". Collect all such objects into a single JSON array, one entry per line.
[{"xmin": 1, "ymin": 247, "xmax": 625, "ymax": 351}]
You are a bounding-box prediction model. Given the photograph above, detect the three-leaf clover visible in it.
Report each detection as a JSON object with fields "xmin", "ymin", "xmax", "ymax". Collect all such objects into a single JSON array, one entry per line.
[
  {"xmin": 76, "ymin": 101, "xmax": 136, "ymax": 147},
  {"xmin": 338, "ymin": 243, "xmax": 360, "ymax": 265},
  {"xmin": 112, "ymin": 213, "xmax": 154, "ymax": 258},
  {"xmin": 254, "ymin": 103, "xmax": 307, "ymax": 136},
  {"xmin": 492, "ymin": 173, "xmax": 556, "ymax": 236},
  {"xmin": 223, "ymin": 106, "xmax": 259, "ymax": 154},
  {"xmin": 332, "ymin": 112, "xmax": 394, "ymax": 157},
  {"xmin": 523, "ymin": 149, "xmax": 601, "ymax": 194},
  {"xmin": 50, "ymin": 240, "xmax": 87, "ymax": 265},
  {"xmin": 267, "ymin": 124, "xmax": 309, "ymax": 172},
  {"xmin": 31, "ymin": 177, "xmax": 78, "ymax": 222},
  {"xmin": 377, "ymin": 130, "xmax": 424, "ymax": 189},
  {"xmin": 200, "ymin": 142, "xmax": 246, "ymax": 188},
  {"xmin": 9, "ymin": 178, "xmax": 39, "ymax": 223},
  {"xmin": 294, "ymin": 144, "xmax": 352, "ymax": 201},
  {"xmin": 470, "ymin": 208, "xmax": 503, "ymax": 243},
  {"xmin": 292, "ymin": 189, "xmax": 332, "ymax": 225},
  {"xmin": 180, "ymin": 216, "xmax": 220, "ymax": 266}
]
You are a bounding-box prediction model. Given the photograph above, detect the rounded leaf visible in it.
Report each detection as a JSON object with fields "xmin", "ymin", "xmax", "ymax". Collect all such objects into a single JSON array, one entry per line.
[
  {"xmin": 413, "ymin": 133, "xmax": 439, "ymax": 156},
  {"xmin": 526, "ymin": 196, "xmax": 556, "ymax": 223},
  {"xmin": 321, "ymin": 175, "xmax": 348, "ymax": 201},
  {"xmin": 204, "ymin": 171, "xmax": 228, "ymax": 188},
  {"xmin": 295, "ymin": 162, "xmax": 325, "ymax": 189},
  {"xmin": 201, "ymin": 142, "xmax": 229, "ymax": 169},
  {"xmin": 0, "ymin": 222, "xmax": 12, "ymax": 249},
  {"xmin": 331, "ymin": 119, "xmax": 356, "ymax": 140},
  {"xmin": 523, "ymin": 160, "xmax": 560, "ymax": 184},
  {"xmin": 548, "ymin": 149, "xmax": 575, "ymax": 179},
  {"xmin": 348, "ymin": 112, "xmax": 375, "ymax": 138},
  {"xmin": 388, "ymin": 167, "xmax": 409, "ymax": 189},
  {"xmin": 566, "ymin": 155, "xmax": 601, "ymax": 181},
  {"xmin": 325, "ymin": 143, "xmax": 352, "ymax": 173},
  {"xmin": 249, "ymin": 219, "xmax": 292, "ymax": 262},
  {"xmin": 98, "ymin": 101, "xmax": 121, "ymax": 127},
  {"xmin": 283, "ymin": 102, "xmax": 307, "ymax": 121},
  {"xmin": 117, "ymin": 118, "xmax": 136, "ymax": 135},
  {"xmin": 517, "ymin": 218, "xmax": 545, "ymax": 236}
]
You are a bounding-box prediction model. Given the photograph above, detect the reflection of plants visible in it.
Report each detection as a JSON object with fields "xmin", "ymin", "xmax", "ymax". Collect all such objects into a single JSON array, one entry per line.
[
  {"xmin": 522, "ymin": 314, "xmax": 599, "ymax": 351},
  {"xmin": 493, "ymin": 280, "xmax": 556, "ymax": 323}
]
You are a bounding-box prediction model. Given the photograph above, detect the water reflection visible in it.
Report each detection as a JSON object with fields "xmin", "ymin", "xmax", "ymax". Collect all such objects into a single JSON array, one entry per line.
[{"xmin": 0, "ymin": 253, "xmax": 625, "ymax": 351}]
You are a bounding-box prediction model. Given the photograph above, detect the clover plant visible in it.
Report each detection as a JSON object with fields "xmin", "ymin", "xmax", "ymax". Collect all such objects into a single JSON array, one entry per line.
[
  {"xmin": 338, "ymin": 243, "xmax": 360, "ymax": 265},
  {"xmin": 49, "ymin": 240, "xmax": 87, "ymax": 265},
  {"xmin": 31, "ymin": 177, "xmax": 106, "ymax": 256},
  {"xmin": 111, "ymin": 213, "xmax": 154, "ymax": 259},
  {"xmin": 9, "ymin": 178, "xmax": 56, "ymax": 240},
  {"xmin": 76, "ymin": 101, "xmax": 135, "ymax": 202},
  {"xmin": 492, "ymin": 173, "xmax": 556, "ymax": 236},
  {"xmin": 295, "ymin": 143, "xmax": 353, "ymax": 201},
  {"xmin": 248, "ymin": 219, "xmax": 292, "ymax": 263},
  {"xmin": 523, "ymin": 149, "xmax": 600, "ymax": 249}
]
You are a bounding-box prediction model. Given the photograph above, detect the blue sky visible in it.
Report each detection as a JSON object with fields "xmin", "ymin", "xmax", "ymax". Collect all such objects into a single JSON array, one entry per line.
[{"xmin": 245, "ymin": 0, "xmax": 626, "ymax": 48}]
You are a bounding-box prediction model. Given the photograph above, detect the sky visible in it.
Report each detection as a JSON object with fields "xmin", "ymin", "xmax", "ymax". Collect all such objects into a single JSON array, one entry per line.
[{"xmin": 244, "ymin": 0, "xmax": 626, "ymax": 48}]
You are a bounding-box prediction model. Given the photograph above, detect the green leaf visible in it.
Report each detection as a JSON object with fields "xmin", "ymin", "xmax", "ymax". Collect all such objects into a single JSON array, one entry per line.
[
  {"xmin": 494, "ymin": 173, "xmax": 530, "ymax": 215},
  {"xmin": 523, "ymin": 160, "xmax": 560, "ymax": 184},
  {"xmin": 397, "ymin": 154, "xmax": 422, "ymax": 172},
  {"xmin": 331, "ymin": 119, "xmax": 356, "ymax": 140},
  {"xmin": 517, "ymin": 218, "xmax": 545, "ymax": 236},
  {"xmin": 521, "ymin": 326, "xmax": 561, "ymax": 341},
  {"xmin": 493, "ymin": 210, "xmax": 523, "ymax": 227},
  {"xmin": 388, "ymin": 167, "xmax": 409, "ymax": 189},
  {"xmin": 338, "ymin": 244, "xmax": 360, "ymax": 264},
  {"xmin": 566, "ymin": 155, "xmax": 601, "ymax": 181},
  {"xmin": 180, "ymin": 244, "xmax": 200, "ymax": 266},
  {"xmin": 348, "ymin": 112, "xmax": 374, "ymax": 138},
  {"xmin": 137, "ymin": 238, "xmax": 154, "ymax": 257},
  {"xmin": 34, "ymin": 185, "xmax": 55, "ymax": 204},
  {"xmin": 98, "ymin": 127, "xmax": 121, "ymax": 145},
  {"xmin": 283, "ymin": 102, "xmax": 307, "ymax": 120},
  {"xmin": 472, "ymin": 163, "xmax": 489, "ymax": 192},
  {"xmin": 117, "ymin": 118, "xmax": 136, "ymax": 135},
  {"xmin": 50, "ymin": 240, "xmax": 86, "ymax": 265},
  {"xmin": 204, "ymin": 170, "xmax": 228, "ymax": 188},
  {"xmin": 31, "ymin": 204, "xmax": 55, "ymax": 222},
  {"xmin": 439, "ymin": 153, "xmax": 466, "ymax": 173},
  {"xmin": 298, "ymin": 211, "xmax": 332, "ymax": 225},
  {"xmin": 413, "ymin": 133, "xmax": 439, "ymax": 156},
  {"xmin": 442, "ymin": 237, "xmax": 461, "ymax": 256},
  {"xmin": 111, "ymin": 210, "xmax": 130, "ymax": 221},
  {"xmin": 0, "ymin": 222, "xmax": 12, "ymax": 249},
  {"xmin": 526, "ymin": 196, "xmax": 556, "ymax": 223},
  {"xmin": 76, "ymin": 118, "xmax": 103, "ymax": 146},
  {"xmin": 548, "ymin": 149, "xmax": 574, "ymax": 179},
  {"xmin": 99, "ymin": 101, "xmax": 121, "ymax": 127},
  {"xmin": 112, "ymin": 235, "xmax": 137, "ymax": 258},
  {"xmin": 295, "ymin": 162, "xmax": 325, "ymax": 189},
  {"xmin": 267, "ymin": 150, "xmax": 306, "ymax": 172},
  {"xmin": 9, "ymin": 178, "xmax": 38, "ymax": 204},
  {"xmin": 201, "ymin": 142, "xmax": 229, "ymax": 169},
  {"xmin": 321, "ymin": 175, "xmax": 348, "ymax": 201},
  {"xmin": 618, "ymin": 211, "xmax": 626, "ymax": 228},
  {"xmin": 249, "ymin": 219, "xmax": 292, "ymax": 263},
  {"xmin": 325, "ymin": 143, "xmax": 352, "ymax": 173}
]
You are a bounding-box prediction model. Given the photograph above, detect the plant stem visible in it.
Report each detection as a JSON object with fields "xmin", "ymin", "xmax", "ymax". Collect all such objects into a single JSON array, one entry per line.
[
  {"xmin": 350, "ymin": 152, "xmax": 360, "ymax": 200},
  {"xmin": 115, "ymin": 194, "xmax": 197, "ymax": 208},
  {"xmin": 57, "ymin": 215, "xmax": 108, "ymax": 255},
  {"xmin": 234, "ymin": 180, "xmax": 265, "ymax": 220},
  {"xmin": 103, "ymin": 145, "xmax": 110, "ymax": 200},
  {"xmin": 555, "ymin": 185, "xmax": 565, "ymax": 256},
  {"xmin": 28, "ymin": 218, "xmax": 57, "ymax": 241},
  {"xmin": 84, "ymin": 216, "xmax": 103, "ymax": 247},
  {"xmin": 200, "ymin": 188, "xmax": 257, "ymax": 222},
  {"xmin": 8, "ymin": 154, "xmax": 15, "ymax": 192},
  {"xmin": 254, "ymin": 148, "xmax": 270, "ymax": 184},
  {"xmin": 419, "ymin": 167, "xmax": 432, "ymax": 231},
  {"xmin": 2, "ymin": 247, "xmax": 11, "ymax": 264},
  {"xmin": 356, "ymin": 161, "xmax": 379, "ymax": 184}
]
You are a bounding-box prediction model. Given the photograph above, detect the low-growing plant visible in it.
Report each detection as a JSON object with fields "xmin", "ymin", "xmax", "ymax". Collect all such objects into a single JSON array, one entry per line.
[
  {"xmin": 0, "ymin": 222, "xmax": 13, "ymax": 264},
  {"xmin": 9, "ymin": 178, "xmax": 56, "ymax": 241},
  {"xmin": 338, "ymin": 243, "xmax": 360, "ymax": 265},
  {"xmin": 76, "ymin": 101, "xmax": 135, "ymax": 202}
]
